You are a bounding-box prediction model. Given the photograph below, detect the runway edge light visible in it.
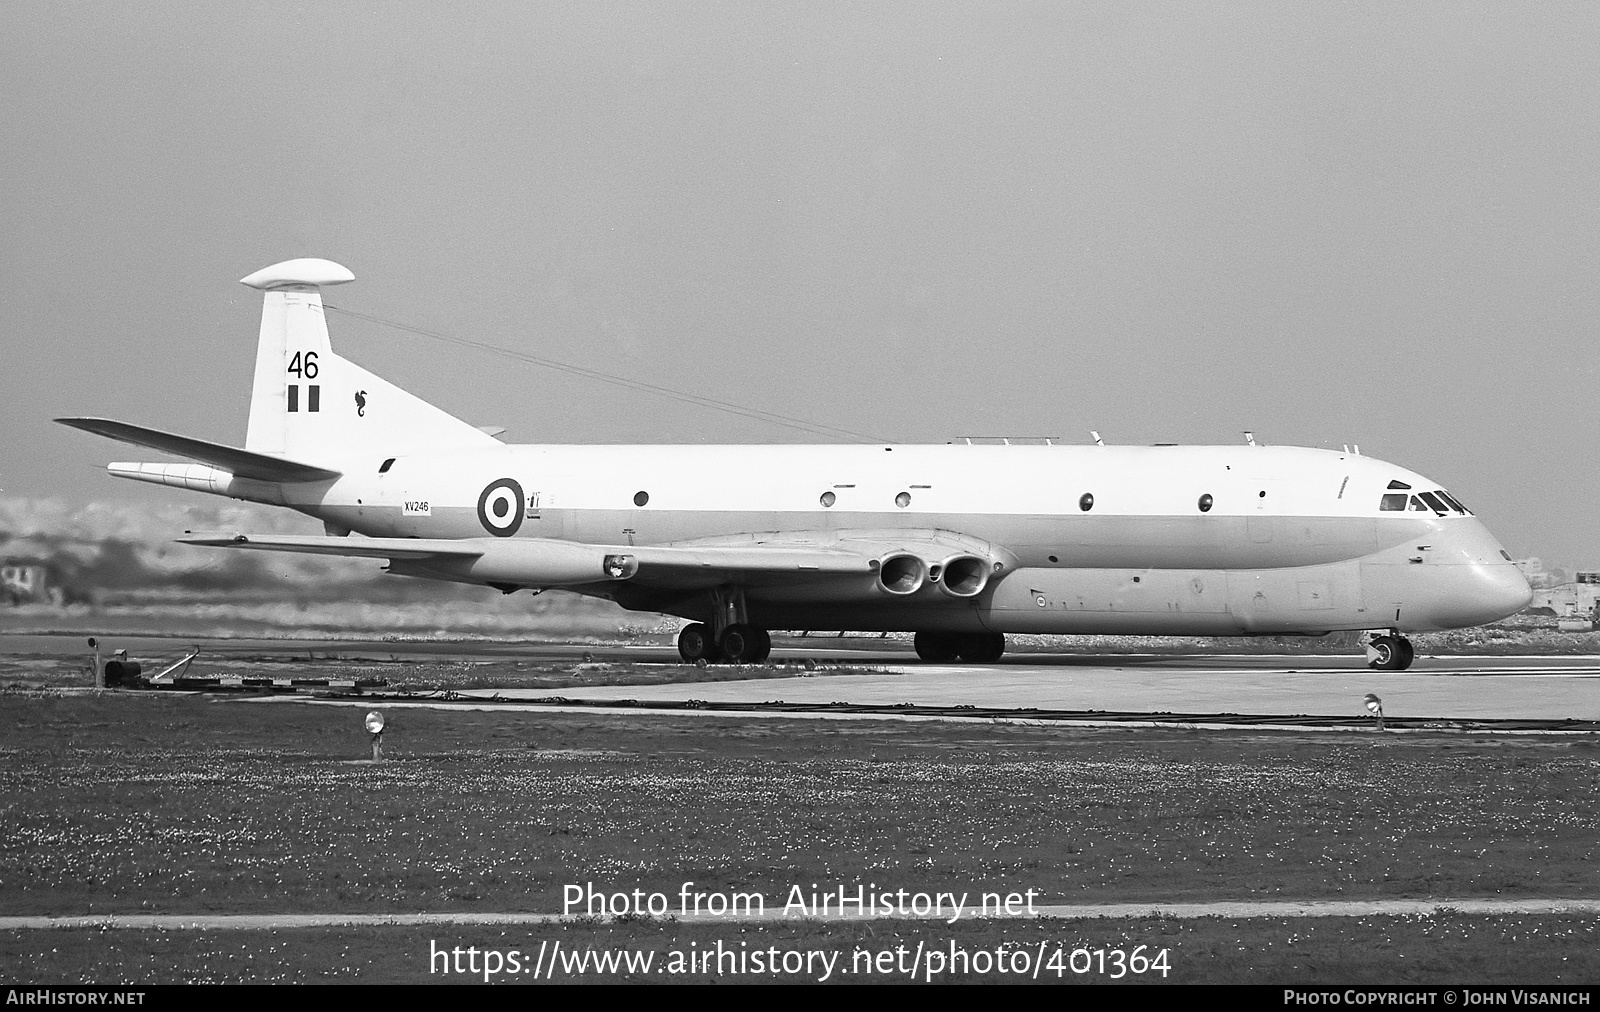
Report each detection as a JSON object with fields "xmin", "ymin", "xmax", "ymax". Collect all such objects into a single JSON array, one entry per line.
[{"xmin": 365, "ymin": 710, "xmax": 385, "ymax": 761}]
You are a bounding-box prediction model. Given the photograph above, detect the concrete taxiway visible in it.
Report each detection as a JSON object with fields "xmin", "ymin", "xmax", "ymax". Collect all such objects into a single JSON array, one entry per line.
[
  {"xmin": 478, "ymin": 653, "xmax": 1600, "ymax": 722},
  {"xmin": 10, "ymin": 633, "xmax": 1598, "ymax": 722}
]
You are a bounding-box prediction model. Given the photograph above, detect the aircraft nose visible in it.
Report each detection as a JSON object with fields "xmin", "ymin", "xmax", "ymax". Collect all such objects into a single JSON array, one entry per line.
[
  {"xmin": 1460, "ymin": 561, "xmax": 1534, "ymax": 625},
  {"xmin": 1408, "ymin": 520, "xmax": 1534, "ymax": 629}
]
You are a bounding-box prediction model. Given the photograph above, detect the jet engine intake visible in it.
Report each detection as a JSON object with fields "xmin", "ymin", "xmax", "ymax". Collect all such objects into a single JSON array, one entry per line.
[{"xmin": 878, "ymin": 553, "xmax": 927, "ymax": 595}]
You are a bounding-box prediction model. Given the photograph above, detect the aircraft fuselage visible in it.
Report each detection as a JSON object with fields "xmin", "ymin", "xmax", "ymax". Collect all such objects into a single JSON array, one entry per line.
[{"xmin": 240, "ymin": 441, "xmax": 1528, "ymax": 637}]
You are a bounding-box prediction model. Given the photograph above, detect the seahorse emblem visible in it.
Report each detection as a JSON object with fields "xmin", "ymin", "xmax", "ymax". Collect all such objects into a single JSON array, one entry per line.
[{"xmin": 355, "ymin": 390, "xmax": 367, "ymax": 417}]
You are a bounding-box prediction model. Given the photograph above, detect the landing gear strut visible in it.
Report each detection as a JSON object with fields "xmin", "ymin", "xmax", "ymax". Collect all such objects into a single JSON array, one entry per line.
[
  {"xmin": 675, "ymin": 586, "xmax": 773, "ymax": 665},
  {"xmin": 1367, "ymin": 633, "xmax": 1415, "ymax": 671}
]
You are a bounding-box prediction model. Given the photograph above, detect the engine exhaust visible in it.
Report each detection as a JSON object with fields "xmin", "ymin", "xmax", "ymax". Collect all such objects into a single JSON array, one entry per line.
[
  {"xmin": 939, "ymin": 554, "xmax": 990, "ymax": 597},
  {"xmin": 878, "ymin": 553, "xmax": 927, "ymax": 595}
]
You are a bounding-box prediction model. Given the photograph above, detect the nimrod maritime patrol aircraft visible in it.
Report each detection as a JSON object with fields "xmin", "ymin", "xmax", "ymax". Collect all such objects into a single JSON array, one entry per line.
[{"xmin": 59, "ymin": 259, "xmax": 1532, "ymax": 669}]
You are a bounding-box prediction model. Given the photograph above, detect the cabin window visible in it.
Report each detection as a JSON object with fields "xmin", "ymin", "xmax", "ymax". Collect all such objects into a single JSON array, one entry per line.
[
  {"xmin": 1419, "ymin": 491, "xmax": 1450, "ymax": 513},
  {"xmin": 1387, "ymin": 479, "xmax": 1412, "ymax": 490},
  {"xmin": 379, "ymin": 458, "xmax": 396, "ymax": 474},
  {"xmin": 633, "ymin": 491, "xmax": 649, "ymax": 507},
  {"xmin": 819, "ymin": 491, "xmax": 836, "ymax": 508},
  {"xmin": 1435, "ymin": 490, "xmax": 1468, "ymax": 514},
  {"xmin": 895, "ymin": 491, "xmax": 912, "ymax": 508},
  {"xmin": 1198, "ymin": 493, "xmax": 1213, "ymax": 513},
  {"xmin": 1379, "ymin": 493, "xmax": 1407, "ymax": 511},
  {"xmin": 1079, "ymin": 493, "xmax": 1094, "ymax": 512},
  {"xmin": 1408, "ymin": 496, "xmax": 1429, "ymax": 511}
]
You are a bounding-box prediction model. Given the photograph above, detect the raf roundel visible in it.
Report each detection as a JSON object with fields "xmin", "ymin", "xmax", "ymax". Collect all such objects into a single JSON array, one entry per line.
[{"xmin": 477, "ymin": 479, "xmax": 525, "ymax": 537}]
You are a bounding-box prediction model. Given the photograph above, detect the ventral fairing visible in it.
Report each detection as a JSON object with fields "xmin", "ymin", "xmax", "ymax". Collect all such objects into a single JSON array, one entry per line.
[{"xmin": 58, "ymin": 259, "xmax": 1532, "ymax": 669}]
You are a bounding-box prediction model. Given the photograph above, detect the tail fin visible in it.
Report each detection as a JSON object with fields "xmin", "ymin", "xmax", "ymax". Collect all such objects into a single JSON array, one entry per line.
[{"xmin": 240, "ymin": 258, "xmax": 498, "ymax": 465}]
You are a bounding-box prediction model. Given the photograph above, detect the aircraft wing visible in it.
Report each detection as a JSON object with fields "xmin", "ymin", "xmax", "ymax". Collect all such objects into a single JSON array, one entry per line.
[
  {"xmin": 178, "ymin": 533, "xmax": 484, "ymax": 560},
  {"xmin": 624, "ymin": 543, "xmax": 873, "ymax": 588},
  {"xmin": 178, "ymin": 533, "xmax": 873, "ymax": 589},
  {"xmin": 57, "ymin": 417, "xmax": 342, "ymax": 483}
]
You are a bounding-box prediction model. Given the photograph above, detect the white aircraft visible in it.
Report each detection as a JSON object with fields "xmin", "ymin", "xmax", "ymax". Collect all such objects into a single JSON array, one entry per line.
[{"xmin": 59, "ymin": 258, "xmax": 1532, "ymax": 670}]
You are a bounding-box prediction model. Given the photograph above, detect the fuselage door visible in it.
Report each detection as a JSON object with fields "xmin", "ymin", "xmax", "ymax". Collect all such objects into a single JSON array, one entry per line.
[{"xmin": 524, "ymin": 478, "xmax": 568, "ymax": 539}]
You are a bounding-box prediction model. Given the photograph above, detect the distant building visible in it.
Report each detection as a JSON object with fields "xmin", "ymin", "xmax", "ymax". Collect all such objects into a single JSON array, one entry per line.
[
  {"xmin": 1530, "ymin": 579, "xmax": 1600, "ymax": 621},
  {"xmin": 1, "ymin": 561, "xmax": 54, "ymax": 605},
  {"xmin": 1513, "ymin": 557, "xmax": 1565, "ymax": 590}
]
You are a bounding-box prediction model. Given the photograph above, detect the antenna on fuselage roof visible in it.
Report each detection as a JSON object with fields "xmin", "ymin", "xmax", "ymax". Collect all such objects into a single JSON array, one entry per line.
[
  {"xmin": 1090, "ymin": 431, "xmax": 1104, "ymax": 446},
  {"xmin": 1243, "ymin": 431, "xmax": 1257, "ymax": 446}
]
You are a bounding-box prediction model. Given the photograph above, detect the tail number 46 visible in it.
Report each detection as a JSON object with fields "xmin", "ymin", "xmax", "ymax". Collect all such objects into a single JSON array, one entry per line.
[{"xmin": 288, "ymin": 351, "xmax": 319, "ymax": 378}]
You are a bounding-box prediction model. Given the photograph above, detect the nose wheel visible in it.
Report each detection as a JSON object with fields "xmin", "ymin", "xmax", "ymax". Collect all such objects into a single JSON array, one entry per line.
[{"xmin": 1367, "ymin": 634, "xmax": 1415, "ymax": 671}]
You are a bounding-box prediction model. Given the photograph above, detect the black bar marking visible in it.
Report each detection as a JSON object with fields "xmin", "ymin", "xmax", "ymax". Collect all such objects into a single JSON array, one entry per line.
[
  {"xmin": 287, "ymin": 384, "xmax": 299, "ymax": 412},
  {"xmin": 308, "ymin": 385, "xmax": 320, "ymax": 412}
]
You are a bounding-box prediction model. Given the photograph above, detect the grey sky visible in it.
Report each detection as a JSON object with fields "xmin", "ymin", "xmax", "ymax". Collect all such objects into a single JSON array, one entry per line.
[{"xmin": 2, "ymin": 3, "xmax": 1595, "ymax": 564}]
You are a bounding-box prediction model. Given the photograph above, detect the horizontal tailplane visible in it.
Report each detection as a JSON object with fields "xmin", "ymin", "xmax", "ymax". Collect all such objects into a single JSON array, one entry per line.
[{"xmin": 57, "ymin": 417, "xmax": 341, "ymax": 483}]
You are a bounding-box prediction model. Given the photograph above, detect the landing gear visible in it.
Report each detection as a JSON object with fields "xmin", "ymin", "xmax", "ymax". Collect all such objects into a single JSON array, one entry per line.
[
  {"xmin": 957, "ymin": 632, "xmax": 1007, "ymax": 663},
  {"xmin": 719, "ymin": 624, "xmax": 772, "ymax": 664},
  {"xmin": 1367, "ymin": 633, "xmax": 1415, "ymax": 671},
  {"xmin": 914, "ymin": 632, "xmax": 961, "ymax": 662},
  {"xmin": 917, "ymin": 631, "xmax": 1006, "ymax": 663},
  {"xmin": 679, "ymin": 622, "xmax": 772, "ymax": 664},
  {"xmin": 677, "ymin": 623, "xmax": 720, "ymax": 664}
]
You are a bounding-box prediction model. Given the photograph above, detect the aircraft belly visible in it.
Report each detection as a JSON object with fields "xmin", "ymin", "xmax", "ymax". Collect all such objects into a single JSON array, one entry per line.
[
  {"xmin": 742, "ymin": 602, "xmax": 992, "ymax": 634},
  {"xmin": 982, "ymin": 567, "xmax": 1240, "ymax": 635},
  {"xmin": 979, "ymin": 561, "xmax": 1368, "ymax": 636},
  {"xmin": 1223, "ymin": 561, "xmax": 1366, "ymax": 633}
]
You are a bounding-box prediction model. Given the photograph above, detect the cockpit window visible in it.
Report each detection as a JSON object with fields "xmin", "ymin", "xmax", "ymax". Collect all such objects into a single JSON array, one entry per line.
[
  {"xmin": 1419, "ymin": 491, "xmax": 1451, "ymax": 514},
  {"xmin": 1387, "ymin": 480, "xmax": 1412, "ymax": 490},
  {"xmin": 1408, "ymin": 496, "xmax": 1429, "ymax": 511},
  {"xmin": 1379, "ymin": 493, "xmax": 1408, "ymax": 511},
  {"xmin": 1436, "ymin": 490, "xmax": 1470, "ymax": 514}
]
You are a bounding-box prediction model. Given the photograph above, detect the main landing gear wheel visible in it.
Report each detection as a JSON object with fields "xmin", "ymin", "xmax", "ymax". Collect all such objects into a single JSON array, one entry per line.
[
  {"xmin": 956, "ymin": 632, "xmax": 1007, "ymax": 664},
  {"xmin": 1367, "ymin": 634, "xmax": 1415, "ymax": 671},
  {"xmin": 677, "ymin": 623, "xmax": 720, "ymax": 663},
  {"xmin": 719, "ymin": 624, "xmax": 771, "ymax": 664},
  {"xmin": 914, "ymin": 632, "xmax": 961, "ymax": 663}
]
